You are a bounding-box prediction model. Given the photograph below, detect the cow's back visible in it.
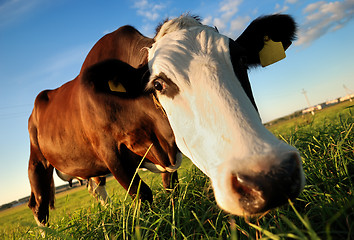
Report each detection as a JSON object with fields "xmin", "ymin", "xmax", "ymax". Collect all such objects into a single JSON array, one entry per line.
[
  {"xmin": 81, "ymin": 26, "xmax": 154, "ymax": 72},
  {"xmin": 29, "ymin": 78, "xmax": 109, "ymax": 177},
  {"xmin": 28, "ymin": 25, "xmax": 155, "ymax": 178}
]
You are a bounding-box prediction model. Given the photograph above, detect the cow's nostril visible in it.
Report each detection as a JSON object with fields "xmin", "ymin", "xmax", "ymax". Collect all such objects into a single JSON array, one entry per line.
[
  {"xmin": 230, "ymin": 152, "xmax": 304, "ymax": 214},
  {"xmin": 231, "ymin": 174, "xmax": 266, "ymax": 214}
]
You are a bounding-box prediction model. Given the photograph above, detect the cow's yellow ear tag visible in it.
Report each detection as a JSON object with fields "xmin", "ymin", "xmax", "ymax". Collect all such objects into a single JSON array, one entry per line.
[
  {"xmin": 259, "ymin": 36, "xmax": 286, "ymax": 67},
  {"xmin": 108, "ymin": 80, "xmax": 127, "ymax": 92}
]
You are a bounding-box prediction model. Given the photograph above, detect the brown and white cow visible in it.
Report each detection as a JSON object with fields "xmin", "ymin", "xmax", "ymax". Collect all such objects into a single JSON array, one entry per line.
[
  {"xmin": 55, "ymin": 168, "xmax": 85, "ymax": 187},
  {"xmin": 145, "ymin": 14, "xmax": 305, "ymax": 215},
  {"xmin": 28, "ymin": 26, "xmax": 181, "ymax": 226},
  {"xmin": 28, "ymin": 14, "xmax": 305, "ymax": 227}
]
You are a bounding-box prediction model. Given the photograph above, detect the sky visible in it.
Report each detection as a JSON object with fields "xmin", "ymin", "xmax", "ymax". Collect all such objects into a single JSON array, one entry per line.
[{"xmin": 0, "ymin": 0, "xmax": 354, "ymax": 206}]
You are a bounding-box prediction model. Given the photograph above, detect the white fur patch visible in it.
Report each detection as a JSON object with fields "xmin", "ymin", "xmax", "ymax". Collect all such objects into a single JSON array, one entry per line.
[
  {"xmin": 141, "ymin": 151, "xmax": 182, "ymax": 173},
  {"xmin": 148, "ymin": 16, "xmax": 305, "ymax": 215},
  {"xmin": 154, "ymin": 16, "xmax": 206, "ymax": 41},
  {"xmin": 141, "ymin": 162, "xmax": 166, "ymax": 173},
  {"xmin": 87, "ymin": 179, "xmax": 109, "ymax": 205}
]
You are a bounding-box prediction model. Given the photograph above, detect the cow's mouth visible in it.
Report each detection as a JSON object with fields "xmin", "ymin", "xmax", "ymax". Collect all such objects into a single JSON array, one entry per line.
[{"xmin": 230, "ymin": 152, "xmax": 304, "ymax": 215}]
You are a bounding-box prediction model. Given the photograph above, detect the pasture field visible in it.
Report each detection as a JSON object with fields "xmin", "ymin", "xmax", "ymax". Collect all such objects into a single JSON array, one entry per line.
[{"xmin": 0, "ymin": 101, "xmax": 353, "ymax": 239}]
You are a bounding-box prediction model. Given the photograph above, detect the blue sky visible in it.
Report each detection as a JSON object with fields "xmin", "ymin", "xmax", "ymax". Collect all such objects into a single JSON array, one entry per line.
[{"xmin": 0, "ymin": 0, "xmax": 354, "ymax": 206}]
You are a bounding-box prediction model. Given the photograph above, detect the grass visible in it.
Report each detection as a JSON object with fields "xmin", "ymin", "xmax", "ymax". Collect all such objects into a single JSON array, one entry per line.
[{"xmin": 0, "ymin": 101, "xmax": 353, "ymax": 239}]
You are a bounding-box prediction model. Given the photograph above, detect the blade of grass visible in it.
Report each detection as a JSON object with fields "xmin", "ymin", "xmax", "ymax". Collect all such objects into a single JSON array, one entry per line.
[
  {"xmin": 246, "ymin": 221, "xmax": 281, "ymax": 240},
  {"xmin": 288, "ymin": 199, "xmax": 320, "ymax": 240},
  {"xmin": 191, "ymin": 210, "xmax": 210, "ymax": 240},
  {"xmin": 123, "ymin": 143, "xmax": 153, "ymax": 202}
]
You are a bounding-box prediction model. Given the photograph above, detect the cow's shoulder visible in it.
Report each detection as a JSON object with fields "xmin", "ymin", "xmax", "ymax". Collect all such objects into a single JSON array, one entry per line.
[{"xmin": 81, "ymin": 26, "xmax": 153, "ymax": 72}]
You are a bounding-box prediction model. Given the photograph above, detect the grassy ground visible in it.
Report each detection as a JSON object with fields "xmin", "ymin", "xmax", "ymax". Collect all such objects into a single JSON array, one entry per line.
[{"xmin": 1, "ymin": 101, "xmax": 353, "ymax": 239}]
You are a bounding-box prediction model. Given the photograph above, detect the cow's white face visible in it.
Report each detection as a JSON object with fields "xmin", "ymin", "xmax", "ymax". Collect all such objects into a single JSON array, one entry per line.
[{"xmin": 147, "ymin": 16, "xmax": 305, "ymax": 215}]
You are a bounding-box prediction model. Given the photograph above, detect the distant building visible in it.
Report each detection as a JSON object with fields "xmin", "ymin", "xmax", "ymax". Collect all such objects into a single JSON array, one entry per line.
[
  {"xmin": 302, "ymin": 107, "xmax": 315, "ymax": 115},
  {"xmin": 340, "ymin": 94, "xmax": 354, "ymax": 102},
  {"xmin": 326, "ymin": 99, "xmax": 339, "ymax": 105},
  {"xmin": 302, "ymin": 93, "xmax": 354, "ymax": 115},
  {"xmin": 302, "ymin": 104, "xmax": 324, "ymax": 115}
]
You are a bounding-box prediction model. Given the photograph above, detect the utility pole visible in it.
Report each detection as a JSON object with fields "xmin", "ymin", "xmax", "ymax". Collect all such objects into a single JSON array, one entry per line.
[
  {"xmin": 302, "ymin": 88, "xmax": 314, "ymax": 115},
  {"xmin": 343, "ymin": 84, "xmax": 353, "ymax": 102},
  {"xmin": 301, "ymin": 89, "xmax": 311, "ymax": 107}
]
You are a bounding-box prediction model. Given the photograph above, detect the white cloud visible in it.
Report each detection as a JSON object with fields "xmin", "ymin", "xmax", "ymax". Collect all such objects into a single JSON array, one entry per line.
[
  {"xmin": 132, "ymin": 0, "xmax": 167, "ymax": 21},
  {"xmin": 201, "ymin": 0, "xmax": 250, "ymax": 38},
  {"xmin": 286, "ymin": 0, "xmax": 298, "ymax": 4},
  {"xmin": 131, "ymin": 0, "xmax": 169, "ymax": 36},
  {"xmin": 202, "ymin": 16, "xmax": 213, "ymax": 26},
  {"xmin": 213, "ymin": 17, "xmax": 227, "ymax": 30},
  {"xmin": 219, "ymin": 0, "xmax": 242, "ymax": 20},
  {"xmin": 152, "ymin": 3, "xmax": 164, "ymax": 12},
  {"xmin": 214, "ymin": 0, "xmax": 243, "ymax": 31},
  {"xmin": 230, "ymin": 15, "xmax": 251, "ymax": 32},
  {"xmin": 303, "ymin": 1, "xmax": 325, "ymax": 13},
  {"xmin": 297, "ymin": 0, "xmax": 354, "ymax": 46},
  {"xmin": 134, "ymin": 0, "xmax": 148, "ymax": 9},
  {"xmin": 275, "ymin": 3, "xmax": 289, "ymax": 13}
]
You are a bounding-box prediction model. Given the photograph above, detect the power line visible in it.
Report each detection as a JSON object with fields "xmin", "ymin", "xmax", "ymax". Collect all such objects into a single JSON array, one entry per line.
[
  {"xmin": 301, "ymin": 89, "xmax": 311, "ymax": 107},
  {"xmin": 301, "ymin": 88, "xmax": 314, "ymax": 115},
  {"xmin": 343, "ymin": 85, "xmax": 353, "ymax": 102}
]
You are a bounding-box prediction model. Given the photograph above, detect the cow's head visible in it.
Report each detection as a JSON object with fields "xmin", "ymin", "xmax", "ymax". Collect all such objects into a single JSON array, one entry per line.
[
  {"xmin": 145, "ymin": 14, "xmax": 305, "ymax": 215},
  {"xmin": 81, "ymin": 59, "xmax": 182, "ymax": 174}
]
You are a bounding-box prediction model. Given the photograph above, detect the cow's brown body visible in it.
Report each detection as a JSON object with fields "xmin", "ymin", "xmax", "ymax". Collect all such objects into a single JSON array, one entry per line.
[
  {"xmin": 28, "ymin": 26, "xmax": 179, "ymax": 225},
  {"xmin": 28, "ymin": 14, "xmax": 305, "ymax": 225}
]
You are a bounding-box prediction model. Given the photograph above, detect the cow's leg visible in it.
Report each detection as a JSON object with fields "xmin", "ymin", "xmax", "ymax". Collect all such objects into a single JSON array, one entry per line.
[
  {"xmin": 161, "ymin": 171, "xmax": 179, "ymax": 191},
  {"xmin": 28, "ymin": 146, "xmax": 55, "ymax": 227},
  {"xmin": 108, "ymin": 152, "xmax": 153, "ymax": 202},
  {"xmin": 87, "ymin": 176, "xmax": 109, "ymax": 205},
  {"xmin": 110, "ymin": 164, "xmax": 153, "ymax": 203},
  {"xmin": 94, "ymin": 144, "xmax": 152, "ymax": 203}
]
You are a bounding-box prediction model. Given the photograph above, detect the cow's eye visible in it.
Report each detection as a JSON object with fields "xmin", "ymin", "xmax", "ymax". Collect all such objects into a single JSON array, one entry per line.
[{"xmin": 153, "ymin": 80, "xmax": 164, "ymax": 92}]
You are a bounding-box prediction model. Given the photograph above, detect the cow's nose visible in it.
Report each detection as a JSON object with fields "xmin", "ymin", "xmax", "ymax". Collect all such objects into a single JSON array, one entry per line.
[{"xmin": 231, "ymin": 152, "xmax": 304, "ymax": 214}]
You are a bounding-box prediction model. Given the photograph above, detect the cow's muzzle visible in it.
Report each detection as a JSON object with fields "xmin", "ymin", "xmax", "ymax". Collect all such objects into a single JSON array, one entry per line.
[{"xmin": 230, "ymin": 152, "xmax": 304, "ymax": 215}]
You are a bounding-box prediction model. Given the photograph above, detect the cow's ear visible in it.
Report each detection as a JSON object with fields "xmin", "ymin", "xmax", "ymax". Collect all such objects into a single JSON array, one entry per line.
[
  {"xmin": 235, "ymin": 14, "xmax": 297, "ymax": 67},
  {"xmin": 81, "ymin": 59, "xmax": 150, "ymax": 96}
]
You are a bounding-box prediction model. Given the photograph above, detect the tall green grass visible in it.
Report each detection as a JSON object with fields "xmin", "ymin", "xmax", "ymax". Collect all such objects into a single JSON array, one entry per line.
[
  {"xmin": 1, "ymin": 101, "xmax": 353, "ymax": 239},
  {"xmin": 270, "ymin": 101, "xmax": 354, "ymax": 239}
]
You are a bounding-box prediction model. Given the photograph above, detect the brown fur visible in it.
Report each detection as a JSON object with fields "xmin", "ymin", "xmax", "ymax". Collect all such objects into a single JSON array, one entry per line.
[{"xmin": 28, "ymin": 26, "xmax": 179, "ymax": 226}]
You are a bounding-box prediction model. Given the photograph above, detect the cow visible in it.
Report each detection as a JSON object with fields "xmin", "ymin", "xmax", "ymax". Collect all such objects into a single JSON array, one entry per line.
[
  {"xmin": 55, "ymin": 168, "xmax": 86, "ymax": 187},
  {"xmin": 55, "ymin": 169, "xmax": 111, "ymax": 206},
  {"xmin": 145, "ymin": 14, "xmax": 305, "ymax": 215},
  {"xmin": 28, "ymin": 13, "xmax": 306, "ymax": 227},
  {"xmin": 28, "ymin": 27, "xmax": 181, "ymax": 227},
  {"xmin": 55, "ymin": 170, "xmax": 108, "ymax": 205}
]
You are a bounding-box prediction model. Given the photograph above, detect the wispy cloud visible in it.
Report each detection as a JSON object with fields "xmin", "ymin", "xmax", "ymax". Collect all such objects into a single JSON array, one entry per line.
[
  {"xmin": 14, "ymin": 44, "xmax": 90, "ymax": 90},
  {"xmin": 229, "ymin": 15, "xmax": 251, "ymax": 32},
  {"xmin": 202, "ymin": 0, "xmax": 249, "ymax": 39},
  {"xmin": 0, "ymin": 0, "xmax": 42, "ymax": 28},
  {"xmin": 275, "ymin": 3, "xmax": 289, "ymax": 13},
  {"xmin": 296, "ymin": 0, "xmax": 354, "ymax": 46},
  {"xmin": 131, "ymin": 0, "xmax": 168, "ymax": 36},
  {"xmin": 132, "ymin": 0, "xmax": 354, "ymax": 47},
  {"xmin": 286, "ymin": 0, "xmax": 298, "ymax": 4},
  {"xmin": 132, "ymin": 0, "xmax": 166, "ymax": 21}
]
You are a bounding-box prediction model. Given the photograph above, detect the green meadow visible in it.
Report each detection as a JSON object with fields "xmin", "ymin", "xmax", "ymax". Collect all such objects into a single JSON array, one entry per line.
[{"xmin": 1, "ymin": 100, "xmax": 353, "ymax": 239}]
